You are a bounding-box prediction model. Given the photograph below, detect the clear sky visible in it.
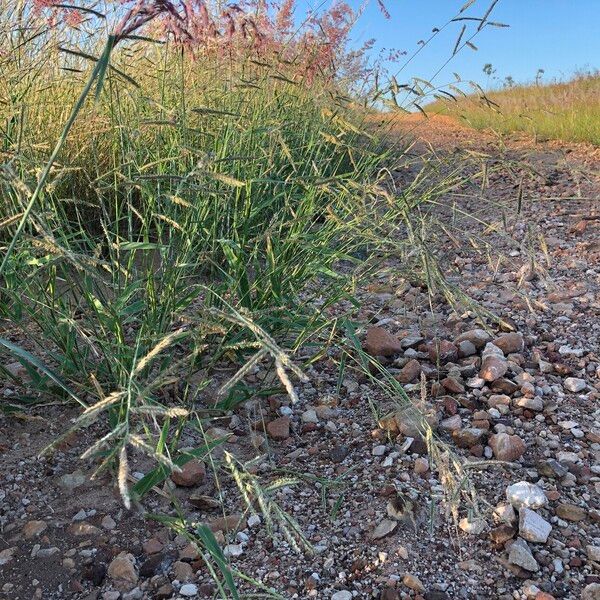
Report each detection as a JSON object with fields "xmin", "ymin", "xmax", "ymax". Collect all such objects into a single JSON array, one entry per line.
[{"xmin": 343, "ymin": 0, "xmax": 600, "ymax": 89}]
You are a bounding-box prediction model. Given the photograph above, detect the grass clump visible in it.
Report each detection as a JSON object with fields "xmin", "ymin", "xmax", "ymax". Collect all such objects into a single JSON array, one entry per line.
[
  {"xmin": 0, "ymin": 4, "xmax": 391, "ymax": 592},
  {"xmin": 0, "ymin": 0, "xmax": 400, "ymax": 506}
]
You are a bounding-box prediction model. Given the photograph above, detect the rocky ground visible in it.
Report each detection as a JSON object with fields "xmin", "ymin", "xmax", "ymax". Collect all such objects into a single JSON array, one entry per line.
[{"xmin": 1, "ymin": 118, "xmax": 599, "ymax": 600}]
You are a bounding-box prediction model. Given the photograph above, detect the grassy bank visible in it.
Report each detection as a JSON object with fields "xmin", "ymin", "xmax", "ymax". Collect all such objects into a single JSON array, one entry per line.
[{"xmin": 428, "ymin": 73, "xmax": 600, "ymax": 145}]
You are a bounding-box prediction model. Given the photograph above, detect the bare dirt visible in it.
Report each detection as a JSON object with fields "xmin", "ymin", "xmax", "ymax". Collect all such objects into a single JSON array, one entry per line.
[{"xmin": 1, "ymin": 117, "xmax": 599, "ymax": 600}]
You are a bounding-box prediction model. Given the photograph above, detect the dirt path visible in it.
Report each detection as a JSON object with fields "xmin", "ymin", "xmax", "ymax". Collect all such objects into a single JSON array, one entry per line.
[{"xmin": 1, "ymin": 118, "xmax": 599, "ymax": 600}]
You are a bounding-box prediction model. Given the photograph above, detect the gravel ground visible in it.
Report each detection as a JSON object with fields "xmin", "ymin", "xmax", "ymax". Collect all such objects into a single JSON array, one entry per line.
[{"xmin": 1, "ymin": 118, "xmax": 599, "ymax": 600}]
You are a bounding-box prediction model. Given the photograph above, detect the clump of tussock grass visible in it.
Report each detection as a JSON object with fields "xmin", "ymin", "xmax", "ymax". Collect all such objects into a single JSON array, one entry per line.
[{"xmin": 0, "ymin": 0, "xmax": 395, "ymax": 530}]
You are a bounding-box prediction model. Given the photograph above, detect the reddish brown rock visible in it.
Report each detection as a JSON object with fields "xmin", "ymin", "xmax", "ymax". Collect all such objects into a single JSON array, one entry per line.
[
  {"xmin": 442, "ymin": 396, "xmax": 459, "ymax": 415},
  {"xmin": 395, "ymin": 406, "xmax": 439, "ymax": 438},
  {"xmin": 402, "ymin": 574, "xmax": 425, "ymax": 593},
  {"xmin": 156, "ymin": 584, "xmax": 175, "ymax": 599},
  {"xmin": 171, "ymin": 460, "xmax": 206, "ymax": 487},
  {"xmin": 413, "ymin": 457, "xmax": 429, "ymax": 475},
  {"xmin": 266, "ymin": 416, "xmax": 291, "ymax": 440},
  {"xmin": 587, "ymin": 429, "xmax": 600, "ymax": 444},
  {"xmin": 554, "ymin": 363, "xmax": 573, "ymax": 376},
  {"xmin": 142, "ymin": 538, "xmax": 164, "ymax": 555},
  {"xmin": 452, "ymin": 427, "xmax": 487, "ymax": 448},
  {"xmin": 22, "ymin": 520, "xmax": 47, "ymax": 539},
  {"xmin": 378, "ymin": 415, "xmax": 399, "ymax": 434},
  {"xmin": 172, "ymin": 560, "xmax": 194, "ymax": 582},
  {"xmin": 208, "ymin": 514, "xmax": 243, "ymax": 532},
  {"xmin": 428, "ymin": 340, "xmax": 459, "ymax": 364},
  {"xmin": 480, "ymin": 356, "xmax": 508, "ymax": 382},
  {"xmin": 571, "ymin": 220, "xmax": 587, "ymax": 234},
  {"xmin": 491, "ymin": 378, "xmax": 519, "ymax": 394},
  {"xmin": 454, "ymin": 329, "xmax": 492, "ymax": 349},
  {"xmin": 555, "ymin": 503, "xmax": 586, "ymax": 522},
  {"xmin": 69, "ymin": 522, "xmax": 101, "ymax": 536},
  {"xmin": 380, "ymin": 587, "xmax": 400, "ymax": 600},
  {"xmin": 457, "ymin": 396, "xmax": 477, "ymax": 411},
  {"xmin": 489, "ymin": 432, "xmax": 526, "ymax": 462},
  {"xmin": 487, "ymin": 394, "xmax": 511, "ymax": 408},
  {"xmin": 489, "ymin": 524, "xmax": 516, "ymax": 544},
  {"xmin": 409, "ymin": 437, "xmax": 429, "ymax": 455},
  {"xmin": 179, "ymin": 543, "xmax": 200, "ymax": 561},
  {"xmin": 364, "ymin": 327, "xmax": 403, "ymax": 356},
  {"xmin": 570, "ymin": 557, "xmax": 583, "ymax": 567},
  {"xmin": 107, "ymin": 553, "xmax": 138, "ymax": 590},
  {"xmin": 494, "ymin": 333, "xmax": 524, "ymax": 355},
  {"xmin": 441, "ymin": 376, "xmax": 465, "ymax": 394},
  {"xmin": 395, "ymin": 359, "xmax": 421, "ymax": 383},
  {"xmin": 430, "ymin": 382, "xmax": 444, "ymax": 397},
  {"xmin": 139, "ymin": 555, "xmax": 162, "ymax": 578},
  {"xmin": 470, "ymin": 444, "xmax": 485, "ymax": 457},
  {"xmin": 439, "ymin": 414, "xmax": 462, "ymax": 432}
]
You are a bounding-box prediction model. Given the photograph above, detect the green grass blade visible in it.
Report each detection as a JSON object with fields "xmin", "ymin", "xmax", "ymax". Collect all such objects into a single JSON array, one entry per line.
[{"xmin": 0, "ymin": 338, "xmax": 86, "ymax": 407}]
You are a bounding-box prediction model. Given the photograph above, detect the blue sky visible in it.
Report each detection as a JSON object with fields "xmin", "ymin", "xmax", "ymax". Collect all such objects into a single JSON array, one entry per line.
[{"xmin": 341, "ymin": 0, "xmax": 600, "ymax": 89}]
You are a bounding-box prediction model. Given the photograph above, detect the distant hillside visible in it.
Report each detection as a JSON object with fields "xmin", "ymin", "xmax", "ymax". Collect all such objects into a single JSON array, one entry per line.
[{"xmin": 426, "ymin": 73, "xmax": 600, "ymax": 145}]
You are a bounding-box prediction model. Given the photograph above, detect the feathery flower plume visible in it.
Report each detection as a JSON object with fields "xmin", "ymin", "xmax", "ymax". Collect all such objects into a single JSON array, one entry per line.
[
  {"xmin": 118, "ymin": 445, "xmax": 131, "ymax": 509},
  {"xmin": 31, "ymin": 1, "xmax": 196, "ymax": 43}
]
